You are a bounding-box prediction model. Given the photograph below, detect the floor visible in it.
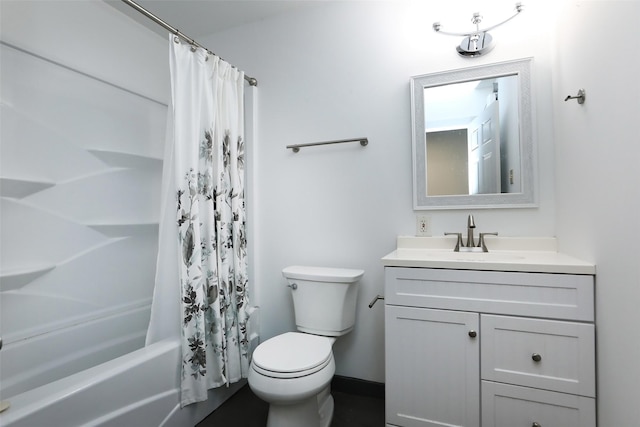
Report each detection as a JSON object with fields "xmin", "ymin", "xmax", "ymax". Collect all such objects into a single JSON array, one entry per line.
[{"xmin": 196, "ymin": 383, "xmax": 385, "ymax": 427}]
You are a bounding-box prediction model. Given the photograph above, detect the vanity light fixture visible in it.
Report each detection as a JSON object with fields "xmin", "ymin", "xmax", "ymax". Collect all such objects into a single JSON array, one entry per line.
[{"xmin": 433, "ymin": 2, "xmax": 524, "ymax": 58}]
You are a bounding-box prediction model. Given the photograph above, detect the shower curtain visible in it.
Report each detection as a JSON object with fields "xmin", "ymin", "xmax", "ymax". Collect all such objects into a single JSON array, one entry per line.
[{"xmin": 146, "ymin": 36, "xmax": 250, "ymax": 407}]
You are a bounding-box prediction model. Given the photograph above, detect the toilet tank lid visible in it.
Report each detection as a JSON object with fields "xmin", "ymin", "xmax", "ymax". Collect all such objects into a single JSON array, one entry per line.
[{"xmin": 282, "ymin": 266, "xmax": 364, "ymax": 283}]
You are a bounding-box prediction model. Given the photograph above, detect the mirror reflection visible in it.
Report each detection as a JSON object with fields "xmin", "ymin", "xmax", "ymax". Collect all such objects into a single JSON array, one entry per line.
[
  {"xmin": 411, "ymin": 58, "xmax": 536, "ymax": 210},
  {"xmin": 424, "ymin": 75, "xmax": 520, "ymax": 196}
]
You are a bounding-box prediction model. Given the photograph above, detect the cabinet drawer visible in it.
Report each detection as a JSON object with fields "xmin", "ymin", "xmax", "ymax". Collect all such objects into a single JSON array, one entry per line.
[
  {"xmin": 385, "ymin": 267, "xmax": 594, "ymax": 321},
  {"xmin": 481, "ymin": 315, "xmax": 595, "ymax": 396},
  {"xmin": 482, "ymin": 381, "xmax": 596, "ymax": 427}
]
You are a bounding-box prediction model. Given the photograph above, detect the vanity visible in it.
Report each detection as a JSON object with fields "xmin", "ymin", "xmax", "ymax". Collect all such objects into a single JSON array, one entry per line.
[{"xmin": 381, "ymin": 237, "xmax": 596, "ymax": 427}]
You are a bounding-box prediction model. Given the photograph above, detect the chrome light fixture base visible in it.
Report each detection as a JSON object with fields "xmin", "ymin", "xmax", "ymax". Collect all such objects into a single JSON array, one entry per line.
[{"xmin": 457, "ymin": 32, "xmax": 495, "ymax": 57}]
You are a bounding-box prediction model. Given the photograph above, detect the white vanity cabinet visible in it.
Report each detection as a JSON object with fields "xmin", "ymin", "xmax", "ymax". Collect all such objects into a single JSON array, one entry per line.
[{"xmin": 384, "ymin": 267, "xmax": 596, "ymax": 427}]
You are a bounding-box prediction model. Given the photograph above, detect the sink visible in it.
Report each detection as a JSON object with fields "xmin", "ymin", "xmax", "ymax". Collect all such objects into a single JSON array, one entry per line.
[
  {"xmin": 424, "ymin": 251, "xmax": 526, "ymax": 262},
  {"xmin": 392, "ymin": 248, "xmax": 526, "ymax": 263}
]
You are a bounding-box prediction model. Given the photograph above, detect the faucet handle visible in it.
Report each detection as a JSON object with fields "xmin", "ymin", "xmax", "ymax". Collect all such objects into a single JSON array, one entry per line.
[
  {"xmin": 478, "ymin": 232, "xmax": 498, "ymax": 252},
  {"xmin": 445, "ymin": 232, "xmax": 463, "ymax": 252}
]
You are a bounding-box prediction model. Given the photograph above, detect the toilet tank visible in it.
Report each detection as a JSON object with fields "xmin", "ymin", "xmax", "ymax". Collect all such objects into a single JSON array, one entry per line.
[{"xmin": 282, "ymin": 266, "xmax": 364, "ymax": 337}]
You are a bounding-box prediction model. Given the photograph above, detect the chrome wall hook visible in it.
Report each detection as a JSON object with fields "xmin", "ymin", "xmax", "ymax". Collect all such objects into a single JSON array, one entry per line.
[{"xmin": 564, "ymin": 89, "xmax": 586, "ymax": 104}]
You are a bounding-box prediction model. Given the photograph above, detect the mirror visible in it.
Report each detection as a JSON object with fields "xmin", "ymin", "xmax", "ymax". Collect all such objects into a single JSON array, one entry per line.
[{"xmin": 411, "ymin": 58, "xmax": 536, "ymax": 209}]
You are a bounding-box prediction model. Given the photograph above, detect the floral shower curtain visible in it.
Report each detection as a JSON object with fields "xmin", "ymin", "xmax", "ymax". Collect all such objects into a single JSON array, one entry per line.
[{"xmin": 147, "ymin": 35, "xmax": 250, "ymax": 407}]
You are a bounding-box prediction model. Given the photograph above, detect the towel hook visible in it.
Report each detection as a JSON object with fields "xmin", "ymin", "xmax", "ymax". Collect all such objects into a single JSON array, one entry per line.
[{"xmin": 564, "ymin": 89, "xmax": 586, "ymax": 104}]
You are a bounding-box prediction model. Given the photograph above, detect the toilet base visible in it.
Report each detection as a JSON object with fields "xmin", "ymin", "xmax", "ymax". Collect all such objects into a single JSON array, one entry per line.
[{"xmin": 266, "ymin": 386, "xmax": 334, "ymax": 427}]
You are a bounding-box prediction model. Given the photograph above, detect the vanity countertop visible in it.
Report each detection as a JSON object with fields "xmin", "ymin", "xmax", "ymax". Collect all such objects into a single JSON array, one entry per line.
[{"xmin": 381, "ymin": 236, "xmax": 595, "ymax": 275}]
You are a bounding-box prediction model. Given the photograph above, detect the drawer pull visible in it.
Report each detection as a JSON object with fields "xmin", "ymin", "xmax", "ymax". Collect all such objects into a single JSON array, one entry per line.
[
  {"xmin": 532, "ymin": 423, "xmax": 541, "ymax": 427},
  {"xmin": 468, "ymin": 330, "xmax": 477, "ymax": 338},
  {"xmin": 532, "ymin": 353, "xmax": 542, "ymax": 362}
]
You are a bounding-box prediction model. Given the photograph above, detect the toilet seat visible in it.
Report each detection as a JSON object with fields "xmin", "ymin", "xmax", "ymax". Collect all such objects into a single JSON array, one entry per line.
[{"xmin": 252, "ymin": 332, "xmax": 334, "ymax": 379}]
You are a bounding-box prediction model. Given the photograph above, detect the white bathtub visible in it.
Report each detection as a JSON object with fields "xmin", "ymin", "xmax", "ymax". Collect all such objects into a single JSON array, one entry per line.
[{"xmin": 0, "ymin": 339, "xmax": 249, "ymax": 427}]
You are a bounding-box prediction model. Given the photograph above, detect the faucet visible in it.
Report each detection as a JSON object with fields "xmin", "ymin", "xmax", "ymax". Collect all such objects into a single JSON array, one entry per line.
[
  {"xmin": 466, "ymin": 214, "xmax": 476, "ymax": 248},
  {"xmin": 445, "ymin": 214, "xmax": 498, "ymax": 252}
]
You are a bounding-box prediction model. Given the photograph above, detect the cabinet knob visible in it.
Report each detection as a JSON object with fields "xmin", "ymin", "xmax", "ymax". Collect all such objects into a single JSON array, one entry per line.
[
  {"xmin": 468, "ymin": 330, "xmax": 477, "ymax": 338},
  {"xmin": 532, "ymin": 353, "xmax": 542, "ymax": 362},
  {"xmin": 532, "ymin": 422, "xmax": 542, "ymax": 427}
]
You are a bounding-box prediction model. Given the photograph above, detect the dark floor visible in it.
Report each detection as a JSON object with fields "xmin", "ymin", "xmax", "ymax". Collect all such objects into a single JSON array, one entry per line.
[{"xmin": 196, "ymin": 383, "xmax": 385, "ymax": 427}]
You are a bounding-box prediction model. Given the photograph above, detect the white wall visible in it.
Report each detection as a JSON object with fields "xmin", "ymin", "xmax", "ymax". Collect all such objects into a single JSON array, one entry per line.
[
  {"xmin": 201, "ymin": 1, "xmax": 558, "ymax": 383},
  {"xmin": 552, "ymin": 2, "xmax": 640, "ymax": 426}
]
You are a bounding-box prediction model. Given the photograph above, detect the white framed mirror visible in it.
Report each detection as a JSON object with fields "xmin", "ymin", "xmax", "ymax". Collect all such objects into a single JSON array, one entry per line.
[{"xmin": 411, "ymin": 58, "xmax": 536, "ymax": 209}]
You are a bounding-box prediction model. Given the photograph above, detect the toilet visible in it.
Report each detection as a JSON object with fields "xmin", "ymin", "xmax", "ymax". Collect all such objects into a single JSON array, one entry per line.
[{"xmin": 248, "ymin": 265, "xmax": 364, "ymax": 427}]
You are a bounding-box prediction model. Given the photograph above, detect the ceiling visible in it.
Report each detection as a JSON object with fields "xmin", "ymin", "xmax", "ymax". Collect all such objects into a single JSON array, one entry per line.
[
  {"xmin": 106, "ymin": 0, "xmax": 324, "ymax": 40},
  {"xmin": 106, "ymin": 1, "xmax": 530, "ymax": 43}
]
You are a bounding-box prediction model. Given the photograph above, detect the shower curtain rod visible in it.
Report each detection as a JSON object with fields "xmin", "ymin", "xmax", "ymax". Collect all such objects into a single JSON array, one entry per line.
[{"xmin": 121, "ymin": 0, "xmax": 258, "ymax": 86}]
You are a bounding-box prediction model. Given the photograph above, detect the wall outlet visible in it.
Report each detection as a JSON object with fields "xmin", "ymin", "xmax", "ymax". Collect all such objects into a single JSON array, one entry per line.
[{"xmin": 416, "ymin": 214, "xmax": 431, "ymax": 236}]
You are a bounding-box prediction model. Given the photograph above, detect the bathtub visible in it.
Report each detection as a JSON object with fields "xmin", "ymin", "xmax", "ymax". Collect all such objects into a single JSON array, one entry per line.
[{"xmin": 0, "ymin": 339, "xmax": 248, "ymax": 427}]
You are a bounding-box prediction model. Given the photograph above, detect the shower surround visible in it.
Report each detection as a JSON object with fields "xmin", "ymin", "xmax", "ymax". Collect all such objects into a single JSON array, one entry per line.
[{"xmin": 0, "ymin": 41, "xmax": 164, "ymax": 399}]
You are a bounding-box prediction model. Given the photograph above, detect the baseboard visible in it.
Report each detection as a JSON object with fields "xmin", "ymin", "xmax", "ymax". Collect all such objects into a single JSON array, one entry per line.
[{"xmin": 331, "ymin": 375, "xmax": 385, "ymax": 399}]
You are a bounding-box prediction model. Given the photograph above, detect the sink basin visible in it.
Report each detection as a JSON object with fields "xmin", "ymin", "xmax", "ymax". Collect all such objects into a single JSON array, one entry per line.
[
  {"xmin": 424, "ymin": 251, "xmax": 526, "ymax": 262},
  {"xmin": 392, "ymin": 248, "xmax": 526, "ymax": 263}
]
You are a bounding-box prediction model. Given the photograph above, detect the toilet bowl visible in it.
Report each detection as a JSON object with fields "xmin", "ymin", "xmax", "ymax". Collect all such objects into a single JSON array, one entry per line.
[
  {"xmin": 248, "ymin": 266, "xmax": 363, "ymax": 427},
  {"xmin": 248, "ymin": 332, "xmax": 336, "ymax": 427}
]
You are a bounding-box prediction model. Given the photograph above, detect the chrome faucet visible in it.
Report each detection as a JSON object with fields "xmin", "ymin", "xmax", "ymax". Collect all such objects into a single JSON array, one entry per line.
[
  {"xmin": 445, "ymin": 215, "xmax": 498, "ymax": 252},
  {"xmin": 466, "ymin": 214, "xmax": 476, "ymax": 248}
]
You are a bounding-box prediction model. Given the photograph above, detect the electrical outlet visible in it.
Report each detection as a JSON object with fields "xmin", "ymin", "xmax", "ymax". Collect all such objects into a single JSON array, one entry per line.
[{"xmin": 416, "ymin": 215, "xmax": 431, "ymax": 236}]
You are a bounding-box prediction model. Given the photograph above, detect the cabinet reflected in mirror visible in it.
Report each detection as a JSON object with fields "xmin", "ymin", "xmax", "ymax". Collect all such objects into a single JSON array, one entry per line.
[{"xmin": 412, "ymin": 58, "xmax": 536, "ymax": 209}]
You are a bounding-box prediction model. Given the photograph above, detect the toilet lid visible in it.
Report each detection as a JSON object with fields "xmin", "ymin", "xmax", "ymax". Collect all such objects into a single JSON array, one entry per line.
[{"xmin": 252, "ymin": 332, "xmax": 333, "ymax": 375}]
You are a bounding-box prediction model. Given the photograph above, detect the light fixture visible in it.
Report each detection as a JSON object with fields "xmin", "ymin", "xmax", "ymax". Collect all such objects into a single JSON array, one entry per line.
[{"xmin": 433, "ymin": 2, "xmax": 524, "ymax": 58}]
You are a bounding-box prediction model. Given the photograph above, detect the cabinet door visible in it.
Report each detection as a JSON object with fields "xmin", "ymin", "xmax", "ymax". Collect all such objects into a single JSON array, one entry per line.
[
  {"xmin": 482, "ymin": 381, "xmax": 596, "ymax": 427},
  {"xmin": 385, "ymin": 306, "xmax": 480, "ymax": 427}
]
